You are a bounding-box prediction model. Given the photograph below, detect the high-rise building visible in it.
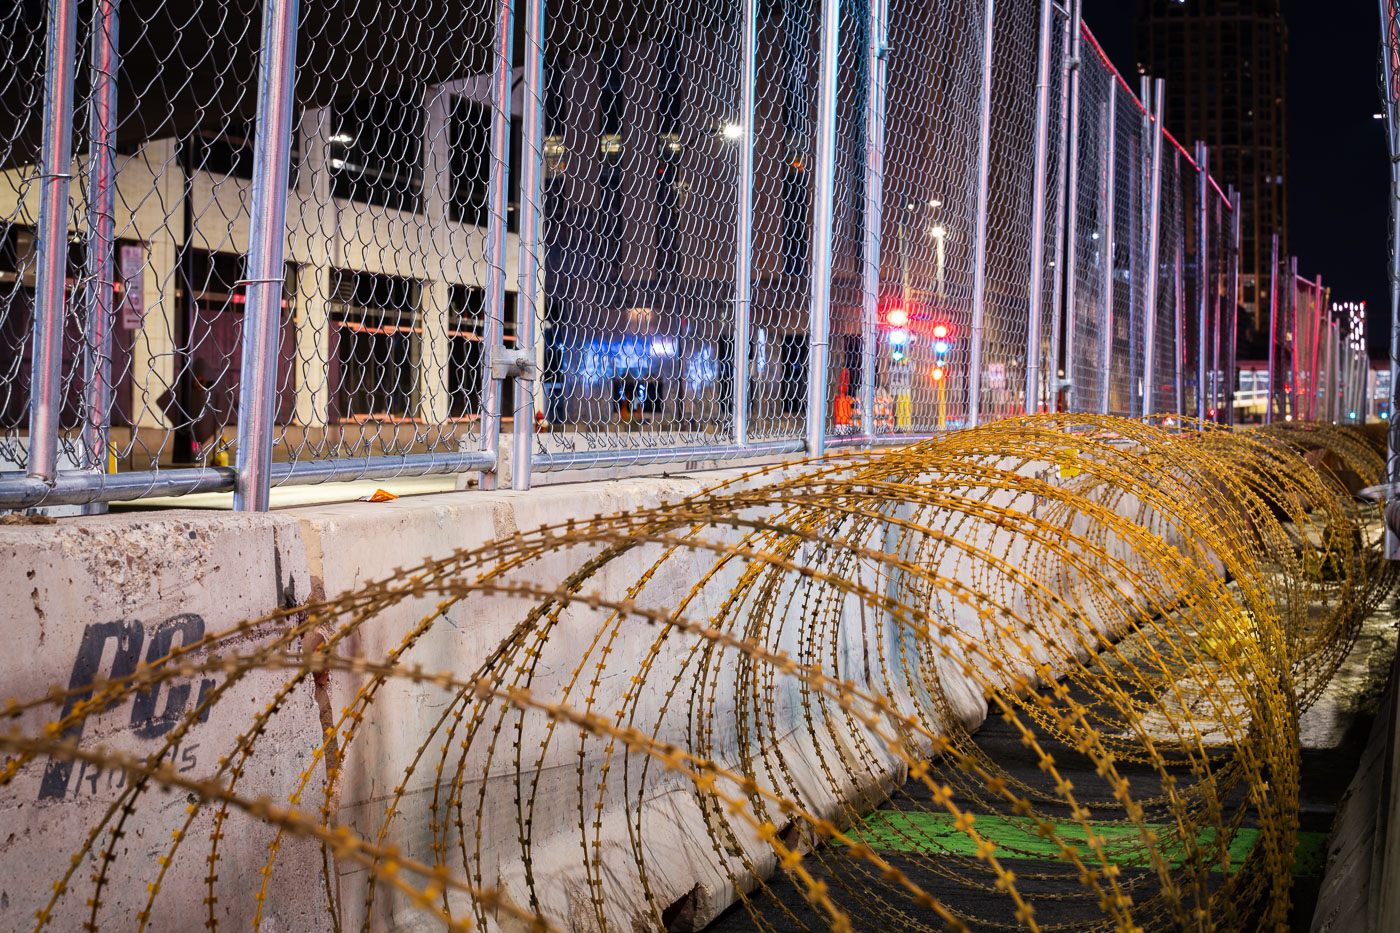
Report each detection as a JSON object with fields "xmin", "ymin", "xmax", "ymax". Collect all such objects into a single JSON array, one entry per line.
[{"xmin": 1135, "ymin": 0, "xmax": 1288, "ymax": 337}]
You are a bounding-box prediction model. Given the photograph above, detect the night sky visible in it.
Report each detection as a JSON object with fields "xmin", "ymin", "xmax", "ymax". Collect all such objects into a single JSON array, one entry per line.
[{"xmin": 1081, "ymin": 0, "xmax": 1390, "ymax": 358}]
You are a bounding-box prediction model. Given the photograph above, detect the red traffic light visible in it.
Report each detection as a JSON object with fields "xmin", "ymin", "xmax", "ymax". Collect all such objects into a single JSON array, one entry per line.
[
  {"xmin": 887, "ymin": 307, "xmax": 910, "ymax": 328},
  {"xmin": 931, "ymin": 323, "xmax": 949, "ymax": 339}
]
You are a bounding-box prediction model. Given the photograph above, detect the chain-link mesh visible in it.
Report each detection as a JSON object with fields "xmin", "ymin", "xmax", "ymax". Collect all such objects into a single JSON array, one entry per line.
[
  {"xmin": 1031, "ymin": 9, "xmax": 1066, "ymax": 414},
  {"xmin": 977, "ymin": 0, "xmax": 1036, "ymax": 422},
  {"xmin": 1, "ymin": 0, "xmax": 1256, "ymax": 509},
  {"xmin": 1106, "ymin": 87, "xmax": 1145, "ymax": 417},
  {"xmin": 272, "ymin": 1, "xmax": 508, "ymax": 474},
  {"xmin": 1292, "ymin": 273, "xmax": 1325, "ymax": 421},
  {"xmin": 3, "ymin": 0, "xmax": 276, "ymax": 480},
  {"xmin": 1147, "ymin": 146, "xmax": 1177, "ymax": 416},
  {"xmin": 822, "ymin": 0, "xmax": 873, "ymax": 439},
  {"xmin": 871, "ymin": 0, "xmax": 983, "ymax": 433},
  {"xmin": 1381, "ymin": 0, "xmax": 1400, "ymax": 500},
  {"xmin": 533, "ymin": 0, "xmax": 754, "ymax": 457},
  {"xmin": 1066, "ymin": 39, "xmax": 1113, "ymax": 415},
  {"xmin": 1208, "ymin": 186, "xmax": 1229, "ymax": 419},
  {"xmin": 0, "ymin": 3, "xmax": 51, "ymax": 472}
]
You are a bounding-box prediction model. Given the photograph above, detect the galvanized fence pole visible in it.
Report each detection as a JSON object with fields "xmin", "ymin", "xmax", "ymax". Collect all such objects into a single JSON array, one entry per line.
[
  {"xmin": 1174, "ymin": 150, "xmax": 1185, "ymax": 418},
  {"xmin": 512, "ymin": 0, "xmax": 546, "ymax": 490},
  {"xmin": 1023, "ymin": 0, "xmax": 1055, "ymax": 415},
  {"xmin": 479, "ymin": 0, "xmax": 515, "ymax": 490},
  {"xmin": 1289, "ymin": 255, "xmax": 1300, "ymax": 418},
  {"xmin": 805, "ymin": 0, "xmax": 841, "ymax": 456},
  {"xmin": 1126, "ymin": 79, "xmax": 1142, "ymax": 418},
  {"xmin": 1266, "ymin": 232, "xmax": 1279, "ymax": 424},
  {"xmin": 28, "ymin": 0, "xmax": 79, "ymax": 485},
  {"xmin": 1061, "ymin": 0, "xmax": 1083, "ymax": 413},
  {"xmin": 233, "ymin": 0, "xmax": 300, "ymax": 511},
  {"xmin": 1046, "ymin": 6, "xmax": 1074, "ymax": 414},
  {"xmin": 1098, "ymin": 79, "xmax": 1116, "ymax": 416},
  {"xmin": 859, "ymin": 0, "xmax": 888, "ymax": 439},
  {"xmin": 967, "ymin": 0, "xmax": 996, "ymax": 427},
  {"xmin": 1209, "ymin": 194, "xmax": 1223, "ymax": 420},
  {"xmin": 1195, "ymin": 142, "xmax": 1209, "ymax": 423},
  {"xmin": 81, "ymin": 0, "xmax": 121, "ymax": 513},
  {"xmin": 734, "ymin": 0, "xmax": 758, "ymax": 448},
  {"xmin": 1141, "ymin": 77, "xmax": 1164, "ymax": 417}
]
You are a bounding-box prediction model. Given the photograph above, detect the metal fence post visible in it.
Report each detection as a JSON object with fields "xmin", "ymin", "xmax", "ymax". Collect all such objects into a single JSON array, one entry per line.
[
  {"xmin": 1288, "ymin": 255, "xmax": 1299, "ymax": 418},
  {"xmin": 1127, "ymin": 78, "xmax": 1144, "ymax": 418},
  {"xmin": 232, "ymin": 0, "xmax": 299, "ymax": 511},
  {"xmin": 1174, "ymin": 151, "xmax": 1185, "ymax": 417},
  {"xmin": 1195, "ymin": 142, "xmax": 1209, "ymax": 422},
  {"xmin": 1209, "ymin": 196, "xmax": 1222, "ymax": 420},
  {"xmin": 1141, "ymin": 77, "xmax": 1164, "ymax": 418},
  {"xmin": 1224, "ymin": 187, "xmax": 1240, "ymax": 424},
  {"xmin": 967, "ymin": 0, "xmax": 996, "ymax": 427},
  {"xmin": 81, "ymin": 0, "xmax": 120, "ymax": 513},
  {"xmin": 27, "ymin": 0, "xmax": 79, "ymax": 484},
  {"xmin": 479, "ymin": 0, "xmax": 515, "ymax": 490},
  {"xmin": 1060, "ymin": 0, "xmax": 1083, "ymax": 413},
  {"xmin": 512, "ymin": 0, "xmax": 545, "ymax": 490},
  {"xmin": 1023, "ymin": 0, "xmax": 1055, "ymax": 415},
  {"xmin": 859, "ymin": 0, "xmax": 888, "ymax": 439},
  {"xmin": 1046, "ymin": 6, "xmax": 1074, "ymax": 414},
  {"xmin": 1266, "ymin": 232, "xmax": 1279, "ymax": 424},
  {"xmin": 805, "ymin": 0, "xmax": 840, "ymax": 456},
  {"xmin": 734, "ymin": 0, "xmax": 758, "ymax": 448},
  {"xmin": 1098, "ymin": 80, "xmax": 1116, "ymax": 416}
]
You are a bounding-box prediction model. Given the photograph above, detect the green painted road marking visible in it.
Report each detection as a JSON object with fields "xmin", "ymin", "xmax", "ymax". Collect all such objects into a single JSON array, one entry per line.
[{"xmin": 840, "ymin": 810, "xmax": 1328, "ymax": 877}]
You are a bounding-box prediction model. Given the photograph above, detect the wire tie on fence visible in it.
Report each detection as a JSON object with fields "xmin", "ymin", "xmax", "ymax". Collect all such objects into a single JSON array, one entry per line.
[
  {"xmin": 237, "ymin": 278, "xmax": 287, "ymax": 285},
  {"xmin": 37, "ymin": 172, "xmax": 74, "ymax": 180}
]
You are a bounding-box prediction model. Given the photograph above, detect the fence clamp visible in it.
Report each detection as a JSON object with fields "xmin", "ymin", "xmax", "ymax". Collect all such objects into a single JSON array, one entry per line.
[{"xmin": 492, "ymin": 348, "xmax": 537, "ymax": 381}]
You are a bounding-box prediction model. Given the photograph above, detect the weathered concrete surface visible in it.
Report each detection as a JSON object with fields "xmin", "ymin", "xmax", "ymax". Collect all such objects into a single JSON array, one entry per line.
[
  {"xmin": 0, "ymin": 456, "xmax": 1218, "ymax": 932},
  {"xmin": 0, "ymin": 510, "xmax": 323, "ymax": 931}
]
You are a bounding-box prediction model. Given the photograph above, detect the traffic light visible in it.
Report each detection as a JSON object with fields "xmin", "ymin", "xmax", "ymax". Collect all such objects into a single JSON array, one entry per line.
[
  {"xmin": 931, "ymin": 321, "xmax": 952, "ymax": 366},
  {"xmin": 883, "ymin": 302, "xmax": 912, "ymax": 362}
]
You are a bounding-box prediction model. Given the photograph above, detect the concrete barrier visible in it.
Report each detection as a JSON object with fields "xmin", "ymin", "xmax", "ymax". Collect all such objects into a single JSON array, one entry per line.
[{"xmin": 0, "ymin": 452, "xmax": 1226, "ymax": 932}]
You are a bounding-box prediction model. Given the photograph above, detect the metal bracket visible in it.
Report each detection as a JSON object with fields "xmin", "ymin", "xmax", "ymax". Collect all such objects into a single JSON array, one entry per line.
[{"xmin": 492, "ymin": 347, "xmax": 537, "ymax": 381}]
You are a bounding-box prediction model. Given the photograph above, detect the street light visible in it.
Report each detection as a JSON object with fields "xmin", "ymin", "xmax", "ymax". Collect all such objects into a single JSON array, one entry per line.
[{"xmin": 930, "ymin": 225, "xmax": 947, "ymax": 299}]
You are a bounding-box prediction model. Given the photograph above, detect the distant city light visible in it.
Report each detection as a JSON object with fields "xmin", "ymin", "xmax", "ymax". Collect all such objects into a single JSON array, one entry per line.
[
  {"xmin": 931, "ymin": 225, "xmax": 947, "ymax": 239},
  {"xmin": 721, "ymin": 122, "xmax": 744, "ymax": 141},
  {"xmin": 890, "ymin": 329, "xmax": 909, "ymax": 346},
  {"xmin": 934, "ymin": 340, "xmax": 950, "ymax": 355}
]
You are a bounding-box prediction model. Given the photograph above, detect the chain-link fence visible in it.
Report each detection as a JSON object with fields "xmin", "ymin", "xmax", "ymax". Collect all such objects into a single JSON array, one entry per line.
[
  {"xmin": 1382, "ymin": 0, "xmax": 1400, "ymax": 532},
  {"xmin": 4, "ymin": 0, "xmax": 1257, "ymax": 511}
]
